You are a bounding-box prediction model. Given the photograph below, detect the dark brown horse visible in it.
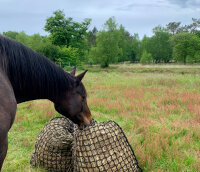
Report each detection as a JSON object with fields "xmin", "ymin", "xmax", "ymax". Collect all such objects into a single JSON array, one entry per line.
[{"xmin": 0, "ymin": 35, "xmax": 92, "ymax": 170}]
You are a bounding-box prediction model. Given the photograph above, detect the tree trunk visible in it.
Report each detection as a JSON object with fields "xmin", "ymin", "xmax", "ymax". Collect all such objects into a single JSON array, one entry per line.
[{"xmin": 184, "ymin": 56, "xmax": 186, "ymax": 65}]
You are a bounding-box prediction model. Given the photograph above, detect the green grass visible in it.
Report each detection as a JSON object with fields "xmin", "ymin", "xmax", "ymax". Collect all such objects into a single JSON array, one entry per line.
[{"xmin": 2, "ymin": 64, "xmax": 200, "ymax": 172}]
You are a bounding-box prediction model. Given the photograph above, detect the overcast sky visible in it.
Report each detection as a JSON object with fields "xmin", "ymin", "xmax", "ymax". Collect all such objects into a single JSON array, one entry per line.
[{"xmin": 0, "ymin": 0, "xmax": 200, "ymax": 38}]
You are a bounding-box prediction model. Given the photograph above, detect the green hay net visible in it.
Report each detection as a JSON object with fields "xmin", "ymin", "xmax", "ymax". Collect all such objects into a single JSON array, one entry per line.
[{"xmin": 30, "ymin": 117, "xmax": 142, "ymax": 172}]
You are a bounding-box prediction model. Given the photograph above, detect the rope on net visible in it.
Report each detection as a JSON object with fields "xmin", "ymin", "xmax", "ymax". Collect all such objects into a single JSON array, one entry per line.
[{"xmin": 30, "ymin": 117, "xmax": 142, "ymax": 172}]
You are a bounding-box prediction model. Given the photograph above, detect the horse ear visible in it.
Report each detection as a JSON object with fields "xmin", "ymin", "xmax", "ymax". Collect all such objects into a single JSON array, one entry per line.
[
  {"xmin": 70, "ymin": 66, "xmax": 76, "ymax": 76},
  {"xmin": 76, "ymin": 70, "xmax": 88, "ymax": 83}
]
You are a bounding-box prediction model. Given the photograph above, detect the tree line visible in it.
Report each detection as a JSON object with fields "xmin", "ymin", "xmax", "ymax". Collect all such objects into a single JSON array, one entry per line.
[{"xmin": 2, "ymin": 10, "xmax": 200, "ymax": 67}]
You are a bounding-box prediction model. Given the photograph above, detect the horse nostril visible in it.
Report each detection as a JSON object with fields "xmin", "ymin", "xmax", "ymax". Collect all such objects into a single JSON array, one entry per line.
[{"xmin": 83, "ymin": 115, "xmax": 92, "ymax": 125}]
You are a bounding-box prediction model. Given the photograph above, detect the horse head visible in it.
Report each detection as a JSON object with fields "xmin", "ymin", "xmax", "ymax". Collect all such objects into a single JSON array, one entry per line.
[{"xmin": 54, "ymin": 67, "xmax": 92, "ymax": 128}]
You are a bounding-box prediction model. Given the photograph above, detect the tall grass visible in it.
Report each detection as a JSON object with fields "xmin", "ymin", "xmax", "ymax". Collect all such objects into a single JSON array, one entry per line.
[{"xmin": 2, "ymin": 65, "xmax": 200, "ymax": 171}]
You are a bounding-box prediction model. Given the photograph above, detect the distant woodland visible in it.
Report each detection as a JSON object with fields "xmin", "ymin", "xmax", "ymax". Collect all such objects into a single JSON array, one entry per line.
[{"xmin": 2, "ymin": 10, "xmax": 200, "ymax": 67}]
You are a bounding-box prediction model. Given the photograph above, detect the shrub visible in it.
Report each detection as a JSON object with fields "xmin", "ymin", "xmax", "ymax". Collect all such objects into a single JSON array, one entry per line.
[
  {"xmin": 186, "ymin": 55, "xmax": 194, "ymax": 64},
  {"xmin": 194, "ymin": 52, "xmax": 200, "ymax": 63},
  {"xmin": 140, "ymin": 50, "xmax": 153, "ymax": 64},
  {"xmin": 58, "ymin": 46, "xmax": 80, "ymax": 66}
]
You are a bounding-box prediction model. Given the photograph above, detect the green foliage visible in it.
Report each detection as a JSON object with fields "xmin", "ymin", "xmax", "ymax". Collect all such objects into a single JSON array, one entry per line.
[
  {"xmin": 87, "ymin": 27, "xmax": 98, "ymax": 48},
  {"xmin": 141, "ymin": 35, "xmax": 152, "ymax": 54},
  {"xmin": 166, "ymin": 22, "xmax": 181, "ymax": 35},
  {"xmin": 44, "ymin": 10, "xmax": 71, "ymax": 46},
  {"xmin": 38, "ymin": 41, "xmax": 60, "ymax": 62},
  {"xmin": 194, "ymin": 51, "xmax": 200, "ymax": 63},
  {"xmin": 96, "ymin": 30, "xmax": 122, "ymax": 68},
  {"xmin": 118, "ymin": 25, "xmax": 133, "ymax": 62},
  {"xmin": 87, "ymin": 47, "xmax": 99, "ymax": 65},
  {"xmin": 3, "ymin": 31, "xmax": 19, "ymax": 40},
  {"xmin": 2, "ymin": 16, "xmax": 200, "ymax": 66},
  {"xmin": 29, "ymin": 34, "xmax": 44, "ymax": 52},
  {"xmin": 151, "ymin": 26, "xmax": 172, "ymax": 63},
  {"xmin": 140, "ymin": 50, "xmax": 153, "ymax": 64},
  {"xmin": 103, "ymin": 16, "xmax": 118, "ymax": 31},
  {"xmin": 16, "ymin": 31, "xmax": 31, "ymax": 46},
  {"xmin": 186, "ymin": 55, "xmax": 194, "ymax": 64},
  {"xmin": 9, "ymin": 32, "xmax": 60, "ymax": 62},
  {"xmin": 142, "ymin": 26, "xmax": 172, "ymax": 63},
  {"xmin": 44, "ymin": 10, "xmax": 91, "ymax": 63},
  {"xmin": 171, "ymin": 32, "xmax": 200, "ymax": 64},
  {"xmin": 58, "ymin": 46, "xmax": 80, "ymax": 66},
  {"xmin": 131, "ymin": 33, "xmax": 142, "ymax": 62},
  {"xmin": 89, "ymin": 17, "xmax": 122, "ymax": 68}
]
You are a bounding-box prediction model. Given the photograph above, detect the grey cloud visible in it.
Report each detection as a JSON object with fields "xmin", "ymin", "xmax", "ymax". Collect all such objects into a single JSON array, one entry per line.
[
  {"xmin": 167, "ymin": 0, "xmax": 200, "ymax": 8},
  {"xmin": 116, "ymin": 2, "xmax": 168, "ymax": 11},
  {"xmin": 0, "ymin": 0, "xmax": 199, "ymax": 38}
]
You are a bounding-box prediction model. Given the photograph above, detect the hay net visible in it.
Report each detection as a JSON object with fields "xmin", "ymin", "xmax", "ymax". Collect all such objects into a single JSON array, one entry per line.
[
  {"xmin": 73, "ymin": 120, "xmax": 141, "ymax": 172},
  {"xmin": 31, "ymin": 117, "xmax": 142, "ymax": 172},
  {"xmin": 30, "ymin": 117, "xmax": 77, "ymax": 172}
]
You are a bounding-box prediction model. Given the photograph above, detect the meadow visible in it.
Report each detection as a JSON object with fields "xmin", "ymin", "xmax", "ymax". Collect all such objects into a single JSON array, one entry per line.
[{"xmin": 2, "ymin": 64, "xmax": 200, "ymax": 172}]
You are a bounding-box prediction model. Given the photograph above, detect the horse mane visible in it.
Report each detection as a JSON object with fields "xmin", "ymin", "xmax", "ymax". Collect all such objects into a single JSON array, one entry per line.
[{"xmin": 0, "ymin": 35, "xmax": 75, "ymax": 102}]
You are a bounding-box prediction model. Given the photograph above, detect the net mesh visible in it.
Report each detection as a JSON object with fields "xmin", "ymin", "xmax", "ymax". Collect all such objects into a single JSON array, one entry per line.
[
  {"xmin": 30, "ymin": 117, "xmax": 77, "ymax": 172},
  {"xmin": 73, "ymin": 120, "xmax": 141, "ymax": 172},
  {"xmin": 30, "ymin": 117, "xmax": 142, "ymax": 172}
]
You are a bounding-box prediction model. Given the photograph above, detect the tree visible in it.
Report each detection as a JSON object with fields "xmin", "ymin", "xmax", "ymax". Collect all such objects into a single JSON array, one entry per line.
[
  {"xmin": 94, "ymin": 17, "xmax": 122, "ymax": 67},
  {"xmin": 194, "ymin": 52, "xmax": 200, "ymax": 63},
  {"xmin": 140, "ymin": 26, "xmax": 173, "ymax": 63},
  {"xmin": 44, "ymin": 10, "xmax": 91, "ymax": 63},
  {"xmin": 38, "ymin": 41, "xmax": 60, "ymax": 62},
  {"xmin": 3, "ymin": 31, "xmax": 19, "ymax": 40},
  {"xmin": 141, "ymin": 35, "xmax": 152, "ymax": 53},
  {"xmin": 166, "ymin": 22, "xmax": 181, "ymax": 35},
  {"xmin": 150, "ymin": 26, "xmax": 172, "ymax": 63},
  {"xmin": 170, "ymin": 32, "xmax": 200, "ymax": 64},
  {"xmin": 87, "ymin": 27, "xmax": 98, "ymax": 47},
  {"xmin": 15, "ymin": 31, "xmax": 30, "ymax": 46},
  {"xmin": 29, "ymin": 34, "xmax": 44, "ymax": 52},
  {"xmin": 103, "ymin": 17, "xmax": 118, "ymax": 31},
  {"xmin": 185, "ymin": 18, "xmax": 200, "ymax": 33},
  {"xmin": 96, "ymin": 30, "xmax": 121, "ymax": 67},
  {"xmin": 131, "ymin": 33, "xmax": 142, "ymax": 62},
  {"xmin": 117, "ymin": 25, "xmax": 132, "ymax": 62},
  {"xmin": 45, "ymin": 10, "xmax": 90, "ymax": 47},
  {"xmin": 170, "ymin": 32, "xmax": 190, "ymax": 64}
]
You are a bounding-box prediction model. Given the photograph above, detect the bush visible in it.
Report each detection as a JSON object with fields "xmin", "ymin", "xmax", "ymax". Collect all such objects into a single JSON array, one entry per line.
[
  {"xmin": 87, "ymin": 47, "xmax": 99, "ymax": 65},
  {"xmin": 58, "ymin": 46, "xmax": 80, "ymax": 66},
  {"xmin": 39, "ymin": 42, "xmax": 60, "ymax": 62},
  {"xmin": 140, "ymin": 50, "xmax": 153, "ymax": 64},
  {"xmin": 186, "ymin": 55, "xmax": 195, "ymax": 64},
  {"xmin": 194, "ymin": 52, "xmax": 200, "ymax": 63}
]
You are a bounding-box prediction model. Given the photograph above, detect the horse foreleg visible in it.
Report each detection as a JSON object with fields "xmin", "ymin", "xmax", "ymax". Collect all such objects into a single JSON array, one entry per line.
[
  {"xmin": 0, "ymin": 105, "xmax": 16, "ymax": 171},
  {"xmin": 0, "ymin": 134, "xmax": 8, "ymax": 171},
  {"xmin": 0, "ymin": 73, "xmax": 17, "ymax": 171},
  {"xmin": 0, "ymin": 107, "xmax": 16, "ymax": 171}
]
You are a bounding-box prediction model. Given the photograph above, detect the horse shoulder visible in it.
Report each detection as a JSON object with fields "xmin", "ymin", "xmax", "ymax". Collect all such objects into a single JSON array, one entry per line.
[{"xmin": 0, "ymin": 72, "xmax": 17, "ymax": 129}]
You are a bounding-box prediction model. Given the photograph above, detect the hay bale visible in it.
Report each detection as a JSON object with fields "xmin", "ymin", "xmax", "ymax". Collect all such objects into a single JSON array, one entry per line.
[
  {"xmin": 73, "ymin": 121, "xmax": 142, "ymax": 172},
  {"xmin": 30, "ymin": 117, "xmax": 77, "ymax": 172}
]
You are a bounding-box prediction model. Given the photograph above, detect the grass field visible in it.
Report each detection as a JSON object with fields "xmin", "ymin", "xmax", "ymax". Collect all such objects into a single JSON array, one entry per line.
[{"xmin": 2, "ymin": 64, "xmax": 200, "ymax": 171}]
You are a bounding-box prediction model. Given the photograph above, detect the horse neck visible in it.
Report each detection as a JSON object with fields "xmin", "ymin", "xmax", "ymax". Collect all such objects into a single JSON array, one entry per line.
[
  {"xmin": 0, "ymin": 35, "xmax": 74, "ymax": 103},
  {"xmin": 7, "ymin": 50, "xmax": 74, "ymax": 103},
  {"xmin": 11, "ymin": 63, "xmax": 73, "ymax": 103}
]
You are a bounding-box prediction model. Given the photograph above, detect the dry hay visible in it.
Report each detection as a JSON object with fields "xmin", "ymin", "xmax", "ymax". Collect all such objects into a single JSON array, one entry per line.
[
  {"xmin": 31, "ymin": 117, "xmax": 142, "ymax": 172},
  {"xmin": 30, "ymin": 117, "xmax": 77, "ymax": 172},
  {"xmin": 73, "ymin": 121, "xmax": 141, "ymax": 172}
]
